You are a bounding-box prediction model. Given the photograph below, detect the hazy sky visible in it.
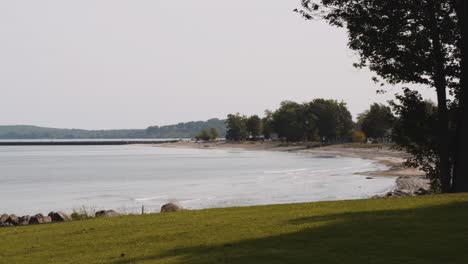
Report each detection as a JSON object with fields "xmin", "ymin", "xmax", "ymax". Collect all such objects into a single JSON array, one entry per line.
[{"xmin": 0, "ymin": 0, "xmax": 435, "ymax": 129}]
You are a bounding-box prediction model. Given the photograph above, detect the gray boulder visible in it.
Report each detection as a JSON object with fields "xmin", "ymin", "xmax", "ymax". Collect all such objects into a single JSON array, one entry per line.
[
  {"xmin": 6, "ymin": 214, "xmax": 19, "ymax": 226},
  {"xmin": 160, "ymin": 203, "xmax": 182, "ymax": 213},
  {"xmin": 29, "ymin": 213, "xmax": 52, "ymax": 224},
  {"xmin": 0, "ymin": 214, "xmax": 9, "ymax": 224},
  {"xmin": 48, "ymin": 211, "xmax": 72, "ymax": 222},
  {"xmin": 95, "ymin": 210, "xmax": 121, "ymax": 218},
  {"xmin": 415, "ymin": 188, "xmax": 429, "ymax": 195},
  {"xmin": 18, "ymin": 215, "xmax": 31, "ymax": 226}
]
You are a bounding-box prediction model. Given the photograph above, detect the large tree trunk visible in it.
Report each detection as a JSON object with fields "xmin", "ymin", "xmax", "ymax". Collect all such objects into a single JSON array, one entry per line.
[
  {"xmin": 435, "ymin": 86, "xmax": 451, "ymax": 192},
  {"xmin": 453, "ymin": 0, "xmax": 468, "ymax": 192},
  {"xmin": 427, "ymin": 0, "xmax": 452, "ymax": 192}
]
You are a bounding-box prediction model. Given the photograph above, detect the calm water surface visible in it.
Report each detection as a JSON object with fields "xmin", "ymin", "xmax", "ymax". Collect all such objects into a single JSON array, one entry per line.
[{"xmin": 0, "ymin": 145, "xmax": 395, "ymax": 215}]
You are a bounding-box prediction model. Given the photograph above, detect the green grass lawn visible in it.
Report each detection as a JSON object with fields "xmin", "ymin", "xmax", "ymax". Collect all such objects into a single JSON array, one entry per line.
[{"xmin": 2, "ymin": 194, "xmax": 468, "ymax": 264}]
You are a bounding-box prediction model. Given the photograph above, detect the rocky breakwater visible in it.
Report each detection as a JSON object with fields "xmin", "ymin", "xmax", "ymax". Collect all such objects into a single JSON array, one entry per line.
[
  {"xmin": 0, "ymin": 211, "xmax": 67, "ymax": 227},
  {"xmin": 0, "ymin": 210, "xmax": 121, "ymax": 228},
  {"xmin": 370, "ymin": 176, "xmax": 431, "ymax": 198},
  {"xmin": 1, "ymin": 204, "xmax": 183, "ymax": 228}
]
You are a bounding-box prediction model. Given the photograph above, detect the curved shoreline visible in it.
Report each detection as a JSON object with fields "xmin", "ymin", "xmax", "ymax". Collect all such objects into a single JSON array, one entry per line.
[
  {"xmin": 1, "ymin": 142, "xmax": 429, "ymax": 221},
  {"xmin": 156, "ymin": 141, "xmax": 430, "ymax": 196}
]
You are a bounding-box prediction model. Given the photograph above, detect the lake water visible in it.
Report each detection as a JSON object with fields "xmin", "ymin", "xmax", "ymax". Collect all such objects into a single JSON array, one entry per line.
[{"xmin": 0, "ymin": 145, "xmax": 396, "ymax": 215}]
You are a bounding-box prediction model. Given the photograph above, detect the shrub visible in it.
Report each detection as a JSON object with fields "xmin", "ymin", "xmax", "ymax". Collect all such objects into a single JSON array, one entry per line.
[{"xmin": 351, "ymin": 131, "xmax": 366, "ymax": 143}]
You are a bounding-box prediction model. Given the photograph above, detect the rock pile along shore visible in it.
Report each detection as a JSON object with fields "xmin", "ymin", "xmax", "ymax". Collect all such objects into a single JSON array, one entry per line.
[
  {"xmin": 0, "ymin": 204, "xmax": 181, "ymax": 228},
  {"xmin": 0, "ymin": 211, "xmax": 69, "ymax": 227},
  {"xmin": 0, "ymin": 210, "xmax": 121, "ymax": 228}
]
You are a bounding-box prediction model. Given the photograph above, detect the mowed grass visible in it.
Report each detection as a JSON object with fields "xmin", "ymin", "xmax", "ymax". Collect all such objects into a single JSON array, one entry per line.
[{"xmin": 2, "ymin": 194, "xmax": 468, "ymax": 264}]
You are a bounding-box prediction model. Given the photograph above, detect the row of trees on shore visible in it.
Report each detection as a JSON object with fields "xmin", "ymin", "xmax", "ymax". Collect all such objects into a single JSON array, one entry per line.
[
  {"xmin": 223, "ymin": 95, "xmax": 448, "ymax": 192},
  {"xmin": 197, "ymin": 0, "xmax": 467, "ymax": 193},
  {"xmin": 225, "ymin": 100, "xmax": 395, "ymax": 143}
]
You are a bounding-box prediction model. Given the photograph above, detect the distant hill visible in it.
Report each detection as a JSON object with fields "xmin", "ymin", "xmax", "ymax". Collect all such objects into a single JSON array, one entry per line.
[{"xmin": 0, "ymin": 118, "xmax": 226, "ymax": 139}]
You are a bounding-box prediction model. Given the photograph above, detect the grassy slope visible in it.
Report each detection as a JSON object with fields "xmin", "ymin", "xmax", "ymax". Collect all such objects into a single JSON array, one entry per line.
[{"xmin": 1, "ymin": 194, "xmax": 468, "ymax": 264}]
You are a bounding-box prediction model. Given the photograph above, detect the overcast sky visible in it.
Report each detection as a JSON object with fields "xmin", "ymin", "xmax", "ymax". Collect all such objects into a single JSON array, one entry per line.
[{"xmin": 0, "ymin": 0, "xmax": 435, "ymax": 129}]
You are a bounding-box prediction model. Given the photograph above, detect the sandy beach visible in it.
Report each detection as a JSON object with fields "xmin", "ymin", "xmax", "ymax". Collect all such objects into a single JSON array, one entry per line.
[{"xmin": 157, "ymin": 141, "xmax": 429, "ymax": 196}]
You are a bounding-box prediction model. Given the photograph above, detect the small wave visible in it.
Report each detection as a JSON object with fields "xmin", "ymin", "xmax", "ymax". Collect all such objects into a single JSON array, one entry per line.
[
  {"xmin": 311, "ymin": 155, "xmax": 340, "ymax": 159},
  {"xmin": 264, "ymin": 168, "xmax": 308, "ymax": 174},
  {"xmin": 264, "ymin": 163, "xmax": 379, "ymax": 176},
  {"xmin": 134, "ymin": 196, "xmax": 166, "ymax": 202},
  {"xmin": 178, "ymin": 198, "xmax": 202, "ymax": 204}
]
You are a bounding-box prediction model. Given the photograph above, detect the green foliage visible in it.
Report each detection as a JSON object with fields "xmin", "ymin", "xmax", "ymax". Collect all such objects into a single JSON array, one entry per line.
[
  {"xmin": 298, "ymin": 1, "xmax": 460, "ymax": 93},
  {"xmin": 358, "ymin": 103, "xmax": 395, "ymax": 139},
  {"xmin": 146, "ymin": 118, "xmax": 226, "ymax": 139},
  {"xmin": 195, "ymin": 128, "xmax": 219, "ymax": 141},
  {"xmin": 261, "ymin": 111, "xmax": 274, "ymax": 139},
  {"xmin": 351, "ymin": 131, "xmax": 366, "ymax": 143},
  {"xmin": 269, "ymin": 99, "xmax": 354, "ymax": 142},
  {"xmin": 297, "ymin": 0, "xmax": 466, "ymax": 192},
  {"xmin": 0, "ymin": 119, "xmax": 227, "ymax": 139},
  {"xmin": 336, "ymin": 102, "xmax": 355, "ymax": 138},
  {"xmin": 390, "ymin": 89, "xmax": 445, "ymax": 190},
  {"xmin": 195, "ymin": 129, "xmax": 212, "ymax": 141},
  {"xmin": 227, "ymin": 99, "xmax": 353, "ymax": 143},
  {"xmin": 1, "ymin": 194, "xmax": 468, "ymax": 263},
  {"xmin": 271, "ymin": 101, "xmax": 312, "ymax": 142},
  {"xmin": 225, "ymin": 114, "xmax": 248, "ymax": 141},
  {"xmin": 306, "ymin": 99, "xmax": 353, "ymax": 141},
  {"xmin": 0, "ymin": 126, "xmax": 146, "ymax": 139},
  {"xmin": 209, "ymin": 128, "xmax": 219, "ymax": 140},
  {"xmin": 246, "ymin": 115, "xmax": 263, "ymax": 139}
]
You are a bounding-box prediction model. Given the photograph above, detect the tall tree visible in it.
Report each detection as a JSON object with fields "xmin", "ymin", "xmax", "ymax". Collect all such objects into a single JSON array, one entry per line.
[
  {"xmin": 225, "ymin": 114, "xmax": 248, "ymax": 141},
  {"xmin": 246, "ymin": 115, "xmax": 263, "ymax": 139},
  {"xmin": 271, "ymin": 101, "xmax": 310, "ymax": 142},
  {"xmin": 306, "ymin": 99, "xmax": 352, "ymax": 142},
  {"xmin": 336, "ymin": 102, "xmax": 354, "ymax": 139},
  {"xmin": 269, "ymin": 99, "xmax": 351, "ymax": 142},
  {"xmin": 389, "ymin": 88, "xmax": 458, "ymax": 190},
  {"xmin": 262, "ymin": 110, "xmax": 274, "ymax": 139},
  {"xmin": 358, "ymin": 103, "xmax": 395, "ymax": 139},
  {"xmin": 296, "ymin": 0, "xmax": 462, "ymax": 192},
  {"xmin": 452, "ymin": 0, "xmax": 468, "ymax": 192}
]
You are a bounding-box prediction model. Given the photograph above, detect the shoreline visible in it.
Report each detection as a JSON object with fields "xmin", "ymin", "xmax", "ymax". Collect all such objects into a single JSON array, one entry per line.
[
  {"xmin": 1, "ymin": 141, "xmax": 430, "ymax": 227},
  {"xmin": 156, "ymin": 141, "xmax": 430, "ymax": 196}
]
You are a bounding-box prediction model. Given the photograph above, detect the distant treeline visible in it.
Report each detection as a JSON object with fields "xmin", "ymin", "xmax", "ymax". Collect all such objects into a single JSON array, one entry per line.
[
  {"xmin": 0, "ymin": 119, "xmax": 226, "ymax": 139},
  {"xmin": 225, "ymin": 99, "xmax": 395, "ymax": 143}
]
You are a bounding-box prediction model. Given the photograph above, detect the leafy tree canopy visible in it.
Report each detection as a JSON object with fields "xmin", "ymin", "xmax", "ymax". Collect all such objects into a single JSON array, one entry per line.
[
  {"xmin": 225, "ymin": 114, "xmax": 248, "ymax": 141},
  {"xmin": 358, "ymin": 103, "xmax": 395, "ymax": 139},
  {"xmin": 246, "ymin": 115, "xmax": 263, "ymax": 139}
]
